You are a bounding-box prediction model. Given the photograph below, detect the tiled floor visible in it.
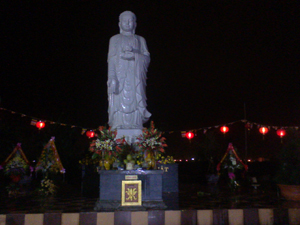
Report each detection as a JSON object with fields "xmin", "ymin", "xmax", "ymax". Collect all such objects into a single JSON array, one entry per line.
[{"xmin": 1, "ymin": 182, "xmax": 300, "ymax": 214}]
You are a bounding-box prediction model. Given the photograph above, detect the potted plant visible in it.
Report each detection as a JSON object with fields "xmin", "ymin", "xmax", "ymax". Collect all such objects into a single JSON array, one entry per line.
[{"xmin": 274, "ymin": 129, "xmax": 300, "ymax": 201}]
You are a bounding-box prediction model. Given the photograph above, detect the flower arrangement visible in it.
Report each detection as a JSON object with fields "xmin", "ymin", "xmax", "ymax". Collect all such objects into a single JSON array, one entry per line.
[
  {"xmin": 35, "ymin": 146, "xmax": 61, "ymax": 173},
  {"xmin": 137, "ymin": 121, "xmax": 167, "ymax": 154},
  {"xmin": 38, "ymin": 176, "xmax": 57, "ymax": 196},
  {"xmin": 89, "ymin": 126, "xmax": 125, "ymax": 159},
  {"xmin": 35, "ymin": 137, "xmax": 65, "ymax": 174},
  {"xmin": 87, "ymin": 123, "xmax": 169, "ymax": 170},
  {"xmin": 89, "ymin": 126, "xmax": 127, "ymax": 170},
  {"xmin": 216, "ymin": 143, "xmax": 248, "ymax": 190},
  {"xmin": 135, "ymin": 121, "xmax": 168, "ymax": 169}
]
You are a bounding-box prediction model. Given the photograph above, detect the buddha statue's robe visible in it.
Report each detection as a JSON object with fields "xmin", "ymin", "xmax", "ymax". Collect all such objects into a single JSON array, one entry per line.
[{"xmin": 107, "ymin": 33, "xmax": 151, "ymax": 130}]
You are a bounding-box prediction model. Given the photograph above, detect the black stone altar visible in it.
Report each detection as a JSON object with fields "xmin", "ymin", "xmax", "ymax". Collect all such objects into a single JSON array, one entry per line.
[
  {"xmin": 157, "ymin": 163, "xmax": 179, "ymax": 192},
  {"xmin": 94, "ymin": 170, "xmax": 167, "ymax": 211}
]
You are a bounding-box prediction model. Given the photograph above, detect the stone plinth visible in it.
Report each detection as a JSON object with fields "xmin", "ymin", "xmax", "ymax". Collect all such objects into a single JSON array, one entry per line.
[
  {"xmin": 115, "ymin": 129, "xmax": 143, "ymax": 144},
  {"xmin": 158, "ymin": 163, "xmax": 179, "ymax": 192},
  {"xmin": 94, "ymin": 170, "xmax": 166, "ymax": 211}
]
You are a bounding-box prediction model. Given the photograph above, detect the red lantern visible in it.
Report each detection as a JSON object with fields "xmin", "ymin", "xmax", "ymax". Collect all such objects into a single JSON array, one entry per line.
[
  {"xmin": 87, "ymin": 130, "xmax": 95, "ymax": 138},
  {"xmin": 85, "ymin": 130, "xmax": 95, "ymax": 138},
  {"xmin": 259, "ymin": 127, "xmax": 269, "ymax": 135},
  {"xmin": 220, "ymin": 126, "xmax": 229, "ymax": 134},
  {"xmin": 86, "ymin": 130, "xmax": 95, "ymax": 138},
  {"xmin": 36, "ymin": 121, "xmax": 45, "ymax": 129},
  {"xmin": 186, "ymin": 132, "xmax": 194, "ymax": 139},
  {"xmin": 277, "ymin": 129, "xmax": 286, "ymax": 139}
]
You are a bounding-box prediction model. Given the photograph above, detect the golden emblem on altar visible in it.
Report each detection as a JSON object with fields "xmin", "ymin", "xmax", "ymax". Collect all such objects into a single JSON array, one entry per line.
[{"xmin": 121, "ymin": 180, "xmax": 142, "ymax": 206}]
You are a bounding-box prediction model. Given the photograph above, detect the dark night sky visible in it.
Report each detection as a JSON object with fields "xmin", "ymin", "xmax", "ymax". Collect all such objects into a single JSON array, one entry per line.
[{"xmin": 1, "ymin": 1, "xmax": 299, "ymax": 132}]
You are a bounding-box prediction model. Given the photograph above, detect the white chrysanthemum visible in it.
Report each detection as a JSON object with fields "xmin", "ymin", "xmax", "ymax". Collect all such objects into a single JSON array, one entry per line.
[{"xmin": 95, "ymin": 139, "xmax": 101, "ymax": 148}]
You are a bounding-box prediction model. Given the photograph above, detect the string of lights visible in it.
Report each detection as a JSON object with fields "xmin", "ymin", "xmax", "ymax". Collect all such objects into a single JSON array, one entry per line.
[{"xmin": 0, "ymin": 107, "xmax": 299, "ymax": 139}]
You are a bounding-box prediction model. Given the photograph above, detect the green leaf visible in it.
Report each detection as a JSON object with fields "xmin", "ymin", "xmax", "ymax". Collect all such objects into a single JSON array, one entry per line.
[{"xmin": 92, "ymin": 153, "xmax": 99, "ymax": 160}]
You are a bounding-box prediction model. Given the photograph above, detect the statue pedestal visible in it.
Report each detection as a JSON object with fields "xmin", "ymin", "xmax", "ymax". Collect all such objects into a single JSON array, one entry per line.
[
  {"xmin": 94, "ymin": 170, "xmax": 167, "ymax": 211},
  {"xmin": 116, "ymin": 129, "xmax": 143, "ymax": 144}
]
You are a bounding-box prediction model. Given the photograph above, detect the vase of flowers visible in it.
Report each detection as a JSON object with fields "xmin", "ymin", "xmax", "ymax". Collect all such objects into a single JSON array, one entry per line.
[
  {"xmin": 99, "ymin": 154, "xmax": 114, "ymax": 170},
  {"xmin": 89, "ymin": 126, "xmax": 125, "ymax": 170},
  {"xmin": 136, "ymin": 121, "xmax": 167, "ymax": 170}
]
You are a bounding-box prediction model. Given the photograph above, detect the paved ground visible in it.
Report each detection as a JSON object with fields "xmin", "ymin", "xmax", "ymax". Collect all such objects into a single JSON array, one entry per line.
[{"xmin": 1, "ymin": 180, "xmax": 300, "ymax": 214}]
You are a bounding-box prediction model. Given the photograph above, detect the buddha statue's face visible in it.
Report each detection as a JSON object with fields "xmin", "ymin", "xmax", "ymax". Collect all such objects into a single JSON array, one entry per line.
[{"xmin": 119, "ymin": 13, "xmax": 136, "ymax": 33}]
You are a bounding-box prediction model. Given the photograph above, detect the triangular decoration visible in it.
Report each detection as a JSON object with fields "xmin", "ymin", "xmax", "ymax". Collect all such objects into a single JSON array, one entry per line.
[
  {"xmin": 216, "ymin": 143, "xmax": 248, "ymax": 172},
  {"xmin": 35, "ymin": 137, "xmax": 65, "ymax": 174},
  {"xmin": 1, "ymin": 143, "xmax": 30, "ymax": 167}
]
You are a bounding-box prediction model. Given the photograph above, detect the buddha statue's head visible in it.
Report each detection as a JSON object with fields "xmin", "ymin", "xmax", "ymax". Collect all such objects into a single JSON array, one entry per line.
[{"xmin": 119, "ymin": 11, "xmax": 136, "ymax": 35}]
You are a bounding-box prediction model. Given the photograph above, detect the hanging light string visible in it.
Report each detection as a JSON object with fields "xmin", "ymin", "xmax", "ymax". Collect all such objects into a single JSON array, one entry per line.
[
  {"xmin": 0, "ymin": 107, "xmax": 298, "ymax": 136},
  {"xmin": 0, "ymin": 107, "xmax": 95, "ymax": 134}
]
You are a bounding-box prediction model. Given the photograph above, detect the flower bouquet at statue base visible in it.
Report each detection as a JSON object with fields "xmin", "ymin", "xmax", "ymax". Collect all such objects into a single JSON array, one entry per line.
[
  {"xmin": 136, "ymin": 121, "xmax": 168, "ymax": 170},
  {"xmin": 89, "ymin": 126, "xmax": 125, "ymax": 170},
  {"xmin": 89, "ymin": 123, "xmax": 168, "ymax": 171}
]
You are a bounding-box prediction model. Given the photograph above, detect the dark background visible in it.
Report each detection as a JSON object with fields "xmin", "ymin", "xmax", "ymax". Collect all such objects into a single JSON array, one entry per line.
[{"xmin": 1, "ymin": 1, "xmax": 299, "ymax": 164}]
